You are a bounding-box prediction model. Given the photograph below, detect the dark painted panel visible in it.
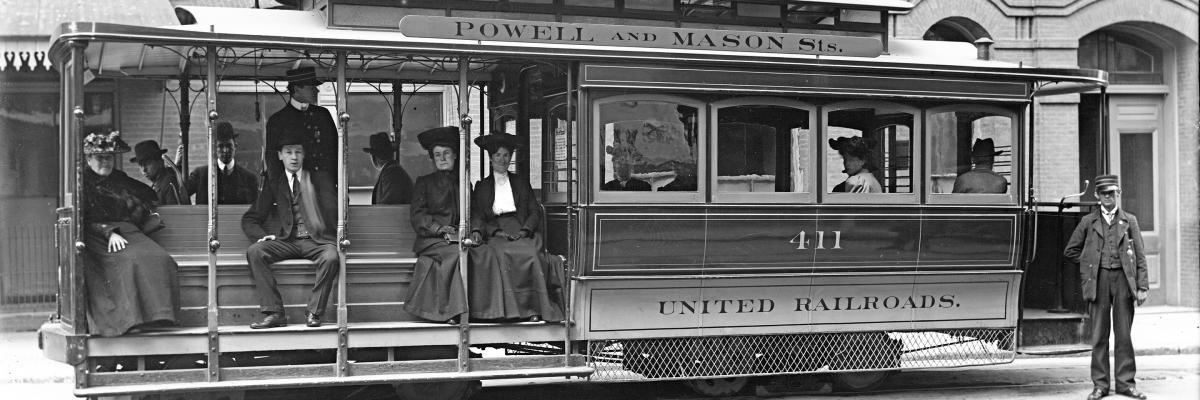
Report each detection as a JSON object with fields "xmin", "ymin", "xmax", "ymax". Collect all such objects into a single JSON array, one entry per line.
[
  {"xmin": 594, "ymin": 216, "xmax": 706, "ymax": 272},
  {"xmin": 813, "ymin": 216, "xmax": 921, "ymax": 267},
  {"xmin": 703, "ymin": 217, "xmax": 817, "ymax": 270},
  {"xmin": 920, "ymin": 217, "xmax": 1015, "ymax": 264}
]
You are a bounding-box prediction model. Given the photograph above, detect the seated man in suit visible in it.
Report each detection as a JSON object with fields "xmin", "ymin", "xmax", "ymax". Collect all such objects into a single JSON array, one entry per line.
[
  {"xmin": 952, "ymin": 138, "xmax": 1009, "ymax": 194},
  {"xmin": 602, "ymin": 159, "xmax": 651, "ymax": 191},
  {"xmin": 242, "ymin": 132, "xmax": 339, "ymax": 329}
]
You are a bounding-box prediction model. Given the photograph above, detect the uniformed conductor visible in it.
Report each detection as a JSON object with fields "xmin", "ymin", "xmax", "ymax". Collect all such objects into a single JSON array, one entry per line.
[
  {"xmin": 264, "ymin": 66, "xmax": 338, "ymax": 180},
  {"xmin": 1063, "ymin": 174, "xmax": 1149, "ymax": 400}
]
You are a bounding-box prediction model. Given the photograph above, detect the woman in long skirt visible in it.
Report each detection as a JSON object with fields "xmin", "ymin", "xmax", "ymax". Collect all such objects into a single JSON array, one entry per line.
[
  {"xmin": 468, "ymin": 133, "xmax": 564, "ymax": 322},
  {"xmin": 80, "ymin": 131, "xmax": 180, "ymax": 337},
  {"xmin": 404, "ymin": 127, "xmax": 474, "ymax": 323}
]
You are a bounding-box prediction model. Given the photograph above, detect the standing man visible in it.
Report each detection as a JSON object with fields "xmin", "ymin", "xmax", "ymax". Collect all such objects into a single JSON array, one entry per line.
[
  {"xmin": 264, "ymin": 66, "xmax": 338, "ymax": 180},
  {"xmin": 131, "ymin": 140, "xmax": 189, "ymax": 205},
  {"xmin": 363, "ymin": 131, "xmax": 413, "ymax": 204},
  {"xmin": 184, "ymin": 121, "xmax": 259, "ymax": 204},
  {"xmin": 242, "ymin": 132, "xmax": 339, "ymax": 329},
  {"xmin": 952, "ymin": 138, "xmax": 1009, "ymax": 194},
  {"xmin": 1064, "ymin": 174, "xmax": 1149, "ymax": 400}
]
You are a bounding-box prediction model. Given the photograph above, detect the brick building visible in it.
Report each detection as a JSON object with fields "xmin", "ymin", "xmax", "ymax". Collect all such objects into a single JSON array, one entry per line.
[{"xmin": 894, "ymin": 0, "xmax": 1198, "ymax": 306}]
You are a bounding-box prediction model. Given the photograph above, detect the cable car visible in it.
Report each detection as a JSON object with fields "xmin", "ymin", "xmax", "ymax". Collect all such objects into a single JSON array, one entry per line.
[{"xmin": 39, "ymin": 1, "xmax": 1107, "ymax": 398}]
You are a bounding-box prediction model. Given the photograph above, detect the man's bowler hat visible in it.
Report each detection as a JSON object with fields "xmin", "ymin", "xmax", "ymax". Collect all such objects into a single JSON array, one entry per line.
[
  {"xmin": 417, "ymin": 126, "xmax": 460, "ymax": 151},
  {"xmin": 363, "ymin": 132, "xmax": 398, "ymax": 157},
  {"xmin": 285, "ymin": 66, "xmax": 322, "ymax": 86},
  {"xmin": 970, "ymin": 138, "xmax": 1005, "ymax": 157},
  {"xmin": 215, "ymin": 121, "xmax": 238, "ymax": 142},
  {"xmin": 473, "ymin": 132, "xmax": 521, "ymax": 153},
  {"xmin": 129, "ymin": 140, "xmax": 168, "ymax": 164},
  {"xmin": 1095, "ymin": 174, "xmax": 1120, "ymax": 192}
]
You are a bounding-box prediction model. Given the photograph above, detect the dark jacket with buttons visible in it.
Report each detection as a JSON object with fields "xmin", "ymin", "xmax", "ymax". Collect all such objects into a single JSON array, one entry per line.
[
  {"xmin": 471, "ymin": 173, "xmax": 541, "ymax": 238},
  {"xmin": 264, "ymin": 103, "xmax": 338, "ymax": 180},
  {"xmin": 1063, "ymin": 208, "xmax": 1149, "ymax": 302}
]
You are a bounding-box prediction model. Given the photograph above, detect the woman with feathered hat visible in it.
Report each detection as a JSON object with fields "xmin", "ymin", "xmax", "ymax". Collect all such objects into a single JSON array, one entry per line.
[
  {"xmin": 829, "ymin": 136, "xmax": 882, "ymax": 194},
  {"xmin": 80, "ymin": 131, "xmax": 180, "ymax": 336}
]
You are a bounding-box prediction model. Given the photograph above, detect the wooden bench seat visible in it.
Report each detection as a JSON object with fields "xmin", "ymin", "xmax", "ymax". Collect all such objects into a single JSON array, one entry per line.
[{"xmin": 154, "ymin": 205, "xmax": 423, "ymax": 326}]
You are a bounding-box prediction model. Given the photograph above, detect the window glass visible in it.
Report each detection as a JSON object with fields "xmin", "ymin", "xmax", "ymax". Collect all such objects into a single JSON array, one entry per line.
[
  {"xmin": 547, "ymin": 102, "xmax": 575, "ymax": 195},
  {"xmin": 825, "ymin": 107, "xmax": 913, "ymax": 194},
  {"xmin": 1120, "ymin": 132, "xmax": 1155, "ymax": 230},
  {"xmin": 928, "ymin": 110, "xmax": 1012, "ymax": 195},
  {"xmin": 716, "ymin": 105, "xmax": 809, "ymax": 194},
  {"xmin": 599, "ymin": 99, "xmax": 699, "ymax": 193}
]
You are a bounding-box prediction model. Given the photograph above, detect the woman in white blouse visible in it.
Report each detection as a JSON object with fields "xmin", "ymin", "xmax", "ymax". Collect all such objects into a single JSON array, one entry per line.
[
  {"xmin": 829, "ymin": 136, "xmax": 883, "ymax": 194},
  {"xmin": 468, "ymin": 133, "xmax": 564, "ymax": 323}
]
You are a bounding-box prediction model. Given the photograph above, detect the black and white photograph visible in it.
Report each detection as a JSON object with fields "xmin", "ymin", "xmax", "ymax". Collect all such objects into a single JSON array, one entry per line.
[{"xmin": 1, "ymin": 1, "xmax": 1196, "ymax": 399}]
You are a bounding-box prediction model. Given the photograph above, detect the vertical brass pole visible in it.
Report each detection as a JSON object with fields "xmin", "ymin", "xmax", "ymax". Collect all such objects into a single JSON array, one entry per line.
[
  {"xmin": 456, "ymin": 56, "xmax": 473, "ymax": 373},
  {"xmin": 335, "ymin": 51, "xmax": 351, "ymax": 377},
  {"xmin": 204, "ymin": 45, "xmax": 221, "ymax": 382},
  {"xmin": 562, "ymin": 62, "xmax": 575, "ymax": 367},
  {"xmin": 67, "ymin": 40, "xmax": 89, "ymax": 391}
]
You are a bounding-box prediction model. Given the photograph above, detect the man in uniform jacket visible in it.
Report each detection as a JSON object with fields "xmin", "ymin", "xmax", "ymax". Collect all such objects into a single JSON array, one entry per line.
[
  {"xmin": 184, "ymin": 121, "xmax": 259, "ymax": 204},
  {"xmin": 1063, "ymin": 174, "xmax": 1149, "ymax": 400},
  {"xmin": 130, "ymin": 140, "xmax": 189, "ymax": 205},
  {"xmin": 364, "ymin": 131, "xmax": 413, "ymax": 204},
  {"xmin": 264, "ymin": 66, "xmax": 338, "ymax": 180},
  {"xmin": 242, "ymin": 131, "xmax": 339, "ymax": 329}
]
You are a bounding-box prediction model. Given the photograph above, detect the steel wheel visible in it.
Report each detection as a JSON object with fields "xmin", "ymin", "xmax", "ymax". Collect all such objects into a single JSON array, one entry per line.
[
  {"xmin": 393, "ymin": 380, "xmax": 481, "ymax": 400},
  {"xmin": 832, "ymin": 370, "xmax": 891, "ymax": 392},
  {"xmin": 682, "ymin": 377, "xmax": 749, "ymax": 397}
]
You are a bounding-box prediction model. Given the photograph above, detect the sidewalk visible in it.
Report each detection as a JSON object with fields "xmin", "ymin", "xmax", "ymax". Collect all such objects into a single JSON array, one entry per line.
[{"xmin": 2, "ymin": 307, "xmax": 1196, "ymax": 387}]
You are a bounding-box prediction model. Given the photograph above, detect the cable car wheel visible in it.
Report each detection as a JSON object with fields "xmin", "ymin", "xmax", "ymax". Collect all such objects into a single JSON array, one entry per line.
[
  {"xmin": 681, "ymin": 376, "xmax": 750, "ymax": 397},
  {"xmin": 831, "ymin": 370, "xmax": 892, "ymax": 392},
  {"xmin": 393, "ymin": 380, "xmax": 481, "ymax": 400}
]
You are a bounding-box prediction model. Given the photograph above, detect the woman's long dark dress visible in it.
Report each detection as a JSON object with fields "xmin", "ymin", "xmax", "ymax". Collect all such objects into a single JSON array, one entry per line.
[
  {"xmin": 82, "ymin": 169, "xmax": 180, "ymax": 337},
  {"xmin": 469, "ymin": 173, "xmax": 565, "ymax": 322},
  {"xmin": 404, "ymin": 170, "xmax": 471, "ymax": 322}
]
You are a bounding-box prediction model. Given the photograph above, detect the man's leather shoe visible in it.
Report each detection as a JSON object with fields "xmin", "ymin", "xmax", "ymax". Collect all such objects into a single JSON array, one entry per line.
[
  {"xmin": 1087, "ymin": 387, "xmax": 1109, "ymax": 400},
  {"xmin": 1116, "ymin": 388, "xmax": 1147, "ymax": 399},
  {"xmin": 250, "ymin": 313, "xmax": 287, "ymax": 329},
  {"xmin": 528, "ymin": 315, "xmax": 542, "ymax": 323},
  {"xmin": 305, "ymin": 313, "xmax": 322, "ymax": 328}
]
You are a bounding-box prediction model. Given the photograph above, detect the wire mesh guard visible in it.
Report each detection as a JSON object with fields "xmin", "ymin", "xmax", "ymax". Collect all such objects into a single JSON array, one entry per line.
[{"xmin": 586, "ymin": 328, "xmax": 1015, "ymax": 381}]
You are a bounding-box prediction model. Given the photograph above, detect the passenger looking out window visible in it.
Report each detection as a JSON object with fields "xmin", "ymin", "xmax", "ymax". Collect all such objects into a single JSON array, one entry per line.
[{"xmin": 828, "ymin": 136, "xmax": 882, "ymax": 193}]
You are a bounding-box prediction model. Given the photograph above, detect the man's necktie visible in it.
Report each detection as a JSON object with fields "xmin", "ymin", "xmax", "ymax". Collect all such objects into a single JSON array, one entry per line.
[{"xmin": 291, "ymin": 173, "xmax": 300, "ymax": 200}]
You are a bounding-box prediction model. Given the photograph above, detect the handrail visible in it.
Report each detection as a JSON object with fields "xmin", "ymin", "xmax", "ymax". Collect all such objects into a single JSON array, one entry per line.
[
  {"xmin": 203, "ymin": 44, "xmax": 221, "ymax": 382},
  {"xmin": 335, "ymin": 50, "xmax": 351, "ymax": 378}
]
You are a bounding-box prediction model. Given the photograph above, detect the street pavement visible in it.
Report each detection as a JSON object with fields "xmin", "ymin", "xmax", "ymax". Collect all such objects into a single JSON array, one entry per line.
[{"xmin": 2, "ymin": 306, "xmax": 1196, "ymax": 399}]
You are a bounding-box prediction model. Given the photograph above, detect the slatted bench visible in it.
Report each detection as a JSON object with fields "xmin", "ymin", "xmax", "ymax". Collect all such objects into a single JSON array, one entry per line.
[{"xmin": 153, "ymin": 205, "xmax": 420, "ymax": 326}]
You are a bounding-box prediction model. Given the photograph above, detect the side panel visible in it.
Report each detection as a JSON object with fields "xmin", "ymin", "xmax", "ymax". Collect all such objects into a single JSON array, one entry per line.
[{"xmin": 575, "ymin": 272, "xmax": 1020, "ymax": 340}]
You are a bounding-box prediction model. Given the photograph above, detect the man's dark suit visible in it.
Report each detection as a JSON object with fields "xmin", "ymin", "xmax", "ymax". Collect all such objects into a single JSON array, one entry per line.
[
  {"xmin": 264, "ymin": 104, "xmax": 338, "ymax": 179},
  {"xmin": 242, "ymin": 170, "xmax": 339, "ymax": 316},
  {"xmin": 187, "ymin": 164, "xmax": 259, "ymax": 204},
  {"xmin": 1064, "ymin": 207, "xmax": 1149, "ymax": 393},
  {"xmin": 372, "ymin": 161, "xmax": 413, "ymax": 204}
]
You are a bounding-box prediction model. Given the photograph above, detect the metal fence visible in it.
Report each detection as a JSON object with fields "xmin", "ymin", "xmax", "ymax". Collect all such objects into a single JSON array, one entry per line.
[{"xmin": 1, "ymin": 224, "xmax": 57, "ymax": 309}]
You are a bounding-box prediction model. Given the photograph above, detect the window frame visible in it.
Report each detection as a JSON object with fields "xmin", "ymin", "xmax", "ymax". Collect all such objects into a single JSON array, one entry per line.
[
  {"xmin": 924, "ymin": 104, "xmax": 1019, "ymax": 205},
  {"xmin": 592, "ymin": 93, "xmax": 707, "ymax": 204},
  {"xmin": 821, "ymin": 100, "xmax": 922, "ymax": 205},
  {"xmin": 709, "ymin": 97, "xmax": 816, "ymax": 204}
]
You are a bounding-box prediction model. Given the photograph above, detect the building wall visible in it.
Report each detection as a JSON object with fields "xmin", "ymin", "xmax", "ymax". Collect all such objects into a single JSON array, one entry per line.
[{"xmin": 896, "ymin": 0, "xmax": 1199, "ymax": 306}]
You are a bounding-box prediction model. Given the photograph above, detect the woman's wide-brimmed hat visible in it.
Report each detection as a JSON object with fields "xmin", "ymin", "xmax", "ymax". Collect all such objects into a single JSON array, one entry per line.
[
  {"xmin": 828, "ymin": 136, "xmax": 875, "ymax": 159},
  {"xmin": 473, "ymin": 132, "xmax": 521, "ymax": 153},
  {"xmin": 83, "ymin": 131, "xmax": 132, "ymax": 155},
  {"xmin": 416, "ymin": 126, "xmax": 460, "ymax": 151}
]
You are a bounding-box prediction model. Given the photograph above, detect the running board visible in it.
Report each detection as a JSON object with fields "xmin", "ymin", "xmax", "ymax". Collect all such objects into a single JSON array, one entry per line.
[
  {"xmin": 76, "ymin": 356, "xmax": 593, "ymax": 397},
  {"xmin": 1016, "ymin": 344, "xmax": 1091, "ymax": 356}
]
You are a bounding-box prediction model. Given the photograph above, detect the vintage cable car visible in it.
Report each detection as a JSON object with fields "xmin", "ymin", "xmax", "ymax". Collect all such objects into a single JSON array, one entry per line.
[{"xmin": 39, "ymin": 1, "xmax": 1108, "ymax": 398}]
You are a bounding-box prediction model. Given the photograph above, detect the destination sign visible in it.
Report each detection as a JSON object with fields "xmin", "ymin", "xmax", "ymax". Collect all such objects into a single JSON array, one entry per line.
[{"xmin": 399, "ymin": 16, "xmax": 883, "ymax": 58}]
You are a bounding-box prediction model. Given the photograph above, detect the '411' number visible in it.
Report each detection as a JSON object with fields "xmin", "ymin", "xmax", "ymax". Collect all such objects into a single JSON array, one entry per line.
[{"xmin": 789, "ymin": 230, "xmax": 842, "ymax": 250}]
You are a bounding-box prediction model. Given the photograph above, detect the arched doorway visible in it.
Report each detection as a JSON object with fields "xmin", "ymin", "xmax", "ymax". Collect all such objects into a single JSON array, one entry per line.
[
  {"xmin": 1077, "ymin": 24, "xmax": 1187, "ymax": 306},
  {"xmin": 923, "ymin": 17, "xmax": 992, "ymax": 43}
]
